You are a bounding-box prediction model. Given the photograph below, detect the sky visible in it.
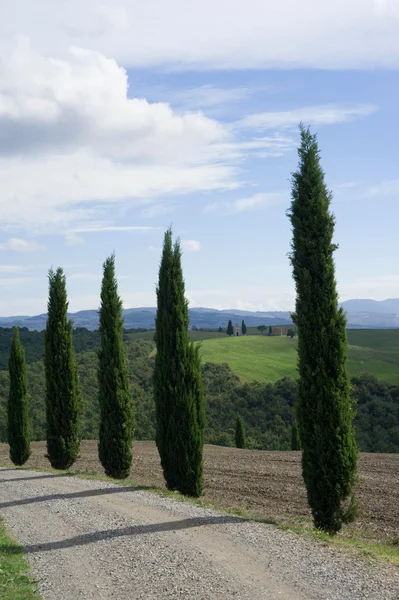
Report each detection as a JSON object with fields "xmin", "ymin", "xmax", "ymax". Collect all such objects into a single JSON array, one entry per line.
[{"xmin": 0, "ymin": 0, "xmax": 398, "ymax": 315}]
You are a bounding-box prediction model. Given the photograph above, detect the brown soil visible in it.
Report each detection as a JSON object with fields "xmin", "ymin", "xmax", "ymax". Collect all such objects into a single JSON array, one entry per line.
[{"xmin": 1, "ymin": 441, "xmax": 397, "ymax": 543}]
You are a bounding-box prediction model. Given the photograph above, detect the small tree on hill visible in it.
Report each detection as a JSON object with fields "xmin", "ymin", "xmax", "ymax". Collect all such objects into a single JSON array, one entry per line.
[
  {"xmin": 227, "ymin": 320, "xmax": 234, "ymax": 336},
  {"xmin": 235, "ymin": 414, "xmax": 246, "ymax": 449},
  {"xmin": 98, "ymin": 254, "xmax": 133, "ymax": 479},
  {"xmin": 154, "ymin": 229, "xmax": 205, "ymax": 497},
  {"xmin": 288, "ymin": 125, "xmax": 357, "ymax": 533},
  {"xmin": 291, "ymin": 419, "xmax": 301, "ymax": 451},
  {"xmin": 45, "ymin": 268, "xmax": 80, "ymax": 470},
  {"xmin": 287, "ymin": 328, "xmax": 296, "ymax": 339},
  {"xmin": 218, "ymin": 326, "xmax": 223, "ymax": 333},
  {"xmin": 268, "ymin": 325, "xmax": 272, "ymax": 336},
  {"xmin": 7, "ymin": 327, "xmax": 31, "ymax": 466},
  {"xmin": 257, "ymin": 325, "xmax": 267, "ymax": 334},
  {"xmin": 241, "ymin": 320, "xmax": 247, "ymax": 335}
]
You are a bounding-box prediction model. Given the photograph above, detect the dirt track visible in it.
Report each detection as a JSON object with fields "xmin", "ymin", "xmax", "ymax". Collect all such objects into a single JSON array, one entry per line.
[
  {"xmin": 1, "ymin": 441, "xmax": 398, "ymax": 543},
  {"xmin": 1, "ymin": 468, "xmax": 399, "ymax": 599}
]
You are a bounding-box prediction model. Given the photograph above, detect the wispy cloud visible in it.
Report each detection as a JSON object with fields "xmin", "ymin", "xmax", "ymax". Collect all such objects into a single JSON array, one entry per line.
[
  {"xmin": 226, "ymin": 192, "xmax": 285, "ymax": 214},
  {"xmin": 235, "ymin": 105, "xmax": 377, "ymax": 130},
  {"xmin": 141, "ymin": 204, "xmax": 177, "ymax": 219},
  {"xmin": 366, "ymin": 179, "xmax": 399, "ymax": 196},
  {"xmin": 5, "ymin": 1, "xmax": 399, "ymax": 70},
  {"xmin": 204, "ymin": 202, "xmax": 219, "ymax": 213},
  {"xmin": 72, "ymin": 226, "xmax": 162, "ymax": 233},
  {"xmin": 181, "ymin": 240, "xmax": 201, "ymax": 252},
  {"xmin": 0, "ymin": 238, "xmax": 46, "ymax": 252}
]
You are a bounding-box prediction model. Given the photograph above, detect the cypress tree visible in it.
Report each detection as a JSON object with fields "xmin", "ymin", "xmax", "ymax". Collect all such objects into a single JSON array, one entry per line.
[
  {"xmin": 45, "ymin": 268, "xmax": 80, "ymax": 470},
  {"xmin": 98, "ymin": 254, "xmax": 133, "ymax": 479},
  {"xmin": 234, "ymin": 414, "xmax": 246, "ymax": 449},
  {"xmin": 268, "ymin": 325, "xmax": 272, "ymax": 336},
  {"xmin": 288, "ymin": 125, "xmax": 357, "ymax": 533},
  {"xmin": 154, "ymin": 229, "xmax": 205, "ymax": 497},
  {"xmin": 241, "ymin": 320, "xmax": 247, "ymax": 335},
  {"xmin": 7, "ymin": 327, "xmax": 31, "ymax": 466},
  {"xmin": 227, "ymin": 320, "xmax": 234, "ymax": 336},
  {"xmin": 291, "ymin": 419, "xmax": 301, "ymax": 451}
]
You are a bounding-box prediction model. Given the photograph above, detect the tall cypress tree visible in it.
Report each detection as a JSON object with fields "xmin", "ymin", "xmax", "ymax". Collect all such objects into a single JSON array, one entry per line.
[
  {"xmin": 227, "ymin": 320, "xmax": 234, "ymax": 336},
  {"xmin": 241, "ymin": 320, "xmax": 247, "ymax": 335},
  {"xmin": 45, "ymin": 268, "xmax": 80, "ymax": 470},
  {"xmin": 7, "ymin": 327, "xmax": 31, "ymax": 466},
  {"xmin": 154, "ymin": 229, "xmax": 205, "ymax": 497},
  {"xmin": 288, "ymin": 125, "xmax": 357, "ymax": 533},
  {"xmin": 98, "ymin": 254, "xmax": 133, "ymax": 479},
  {"xmin": 234, "ymin": 414, "xmax": 246, "ymax": 449}
]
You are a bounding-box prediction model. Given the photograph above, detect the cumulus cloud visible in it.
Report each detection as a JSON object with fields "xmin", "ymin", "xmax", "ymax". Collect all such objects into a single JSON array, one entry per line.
[
  {"xmin": 0, "ymin": 43, "xmax": 238, "ymax": 232},
  {"xmin": 4, "ymin": 1, "xmax": 399, "ymax": 69},
  {"xmin": 0, "ymin": 42, "xmax": 378, "ymax": 235},
  {"xmin": 181, "ymin": 240, "xmax": 201, "ymax": 252},
  {"xmin": 0, "ymin": 238, "xmax": 46, "ymax": 252}
]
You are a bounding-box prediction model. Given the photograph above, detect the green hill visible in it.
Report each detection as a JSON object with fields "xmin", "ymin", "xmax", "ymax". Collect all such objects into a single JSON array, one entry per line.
[{"xmin": 199, "ymin": 330, "xmax": 399, "ymax": 384}]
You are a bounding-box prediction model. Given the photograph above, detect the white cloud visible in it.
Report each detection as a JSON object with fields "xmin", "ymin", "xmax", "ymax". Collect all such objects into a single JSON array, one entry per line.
[
  {"xmin": 72, "ymin": 226, "xmax": 161, "ymax": 233},
  {"xmin": 0, "ymin": 265, "xmax": 25, "ymax": 273},
  {"xmin": 181, "ymin": 240, "xmax": 201, "ymax": 252},
  {"xmin": 235, "ymin": 105, "xmax": 377, "ymax": 130},
  {"xmin": 141, "ymin": 204, "xmax": 177, "ymax": 219},
  {"xmin": 4, "ymin": 1, "xmax": 399, "ymax": 69},
  {"xmin": 0, "ymin": 238, "xmax": 46, "ymax": 252},
  {"xmin": 0, "ymin": 43, "xmax": 238, "ymax": 233},
  {"xmin": 64, "ymin": 232, "xmax": 84, "ymax": 246},
  {"xmin": 204, "ymin": 202, "xmax": 219, "ymax": 213},
  {"xmin": 0, "ymin": 43, "xmax": 378, "ymax": 236},
  {"xmin": 227, "ymin": 192, "xmax": 285, "ymax": 213},
  {"xmin": 338, "ymin": 274, "xmax": 399, "ymax": 301},
  {"xmin": 366, "ymin": 179, "xmax": 399, "ymax": 196}
]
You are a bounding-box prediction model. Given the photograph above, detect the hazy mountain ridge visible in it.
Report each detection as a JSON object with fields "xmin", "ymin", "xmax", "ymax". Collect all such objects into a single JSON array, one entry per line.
[{"xmin": 0, "ymin": 299, "xmax": 398, "ymax": 331}]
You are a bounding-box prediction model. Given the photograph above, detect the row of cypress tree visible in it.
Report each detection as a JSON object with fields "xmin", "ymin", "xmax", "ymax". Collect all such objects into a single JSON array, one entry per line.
[
  {"xmin": 7, "ymin": 256, "xmax": 134, "ymax": 480},
  {"xmin": 6, "ymin": 126, "xmax": 358, "ymax": 530}
]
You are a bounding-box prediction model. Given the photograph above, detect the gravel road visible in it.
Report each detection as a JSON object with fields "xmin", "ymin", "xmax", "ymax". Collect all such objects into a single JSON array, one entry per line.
[{"xmin": 0, "ymin": 468, "xmax": 398, "ymax": 599}]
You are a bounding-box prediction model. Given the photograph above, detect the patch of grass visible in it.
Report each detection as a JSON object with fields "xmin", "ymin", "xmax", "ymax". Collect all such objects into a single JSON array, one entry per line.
[
  {"xmin": 198, "ymin": 333, "xmax": 399, "ymax": 384},
  {"xmin": 0, "ymin": 517, "xmax": 39, "ymax": 599}
]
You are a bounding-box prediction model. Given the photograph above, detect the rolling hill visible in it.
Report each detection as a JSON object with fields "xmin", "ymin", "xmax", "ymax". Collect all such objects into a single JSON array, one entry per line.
[
  {"xmin": 199, "ymin": 329, "xmax": 399, "ymax": 384},
  {"xmin": 0, "ymin": 298, "xmax": 398, "ymax": 330}
]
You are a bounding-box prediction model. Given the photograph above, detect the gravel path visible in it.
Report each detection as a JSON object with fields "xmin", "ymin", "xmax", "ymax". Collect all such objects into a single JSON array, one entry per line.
[{"xmin": 0, "ymin": 469, "xmax": 398, "ymax": 599}]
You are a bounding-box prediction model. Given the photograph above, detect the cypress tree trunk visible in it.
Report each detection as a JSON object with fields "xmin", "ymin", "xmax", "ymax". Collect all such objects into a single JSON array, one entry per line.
[
  {"xmin": 98, "ymin": 254, "xmax": 133, "ymax": 479},
  {"xmin": 154, "ymin": 229, "xmax": 205, "ymax": 497},
  {"xmin": 291, "ymin": 419, "xmax": 301, "ymax": 451},
  {"xmin": 45, "ymin": 268, "xmax": 80, "ymax": 470},
  {"xmin": 234, "ymin": 414, "xmax": 246, "ymax": 449},
  {"xmin": 7, "ymin": 327, "xmax": 31, "ymax": 466},
  {"xmin": 288, "ymin": 125, "xmax": 357, "ymax": 533}
]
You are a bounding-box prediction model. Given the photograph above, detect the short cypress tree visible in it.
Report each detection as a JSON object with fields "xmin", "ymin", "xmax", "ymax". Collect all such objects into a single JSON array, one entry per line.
[
  {"xmin": 154, "ymin": 229, "xmax": 205, "ymax": 497},
  {"xmin": 288, "ymin": 125, "xmax": 357, "ymax": 533},
  {"xmin": 227, "ymin": 320, "xmax": 234, "ymax": 336},
  {"xmin": 291, "ymin": 419, "xmax": 301, "ymax": 451},
  {"xmin": 234, "ymin": 414, "xmax": 246, "ymax": 449},
  {"xmin": 45, "ymin": 268, "xmax": 80, "ymax": 470},
  {"xmin": 98, "ymin": 254, "xmax": 133, "ymax": 479},
  {"xmin": 268, "ymin": 325, "xmax": 272, "ymax": 336},
  {"xmin": 7, "ymin": 327, "xmax": 31, "ymax": 466},
  {"xmin": 241, "ymin": 320, "xmax": 247, "ymax": 335}
]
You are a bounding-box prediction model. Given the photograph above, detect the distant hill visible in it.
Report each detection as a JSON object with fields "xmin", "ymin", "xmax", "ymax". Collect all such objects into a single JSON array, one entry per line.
[{"xmin": 0, "ymin": 298, "xmax": 398, "ymax": 330}]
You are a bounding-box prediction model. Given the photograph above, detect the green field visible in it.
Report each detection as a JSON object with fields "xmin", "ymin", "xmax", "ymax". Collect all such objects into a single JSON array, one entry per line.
[{"xmin": 199, "ymin": 330, "xmax": 399, "ymax": 384}]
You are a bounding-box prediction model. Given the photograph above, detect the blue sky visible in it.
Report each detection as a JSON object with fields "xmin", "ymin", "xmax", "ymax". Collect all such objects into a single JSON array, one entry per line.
[{"xmin": 0, "ymin": 1, "xmax": 398, "ymax": 315}]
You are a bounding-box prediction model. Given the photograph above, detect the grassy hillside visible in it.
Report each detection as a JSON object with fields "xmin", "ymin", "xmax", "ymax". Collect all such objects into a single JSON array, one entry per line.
[{"xmin": 199, "ymin": 331, "xmax": 399, "ymax": 384}]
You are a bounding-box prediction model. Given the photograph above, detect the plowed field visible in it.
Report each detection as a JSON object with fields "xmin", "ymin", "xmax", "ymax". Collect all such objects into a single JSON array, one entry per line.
[{"xmin": 1, "ymin": 441, "xmax": 397, "ymax": 543}]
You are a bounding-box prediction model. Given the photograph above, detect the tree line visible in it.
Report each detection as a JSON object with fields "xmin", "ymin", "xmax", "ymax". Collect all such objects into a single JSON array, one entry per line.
[{"xmin": 5, "ymin": 127, "xmax": 360, "ymax": 532}]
